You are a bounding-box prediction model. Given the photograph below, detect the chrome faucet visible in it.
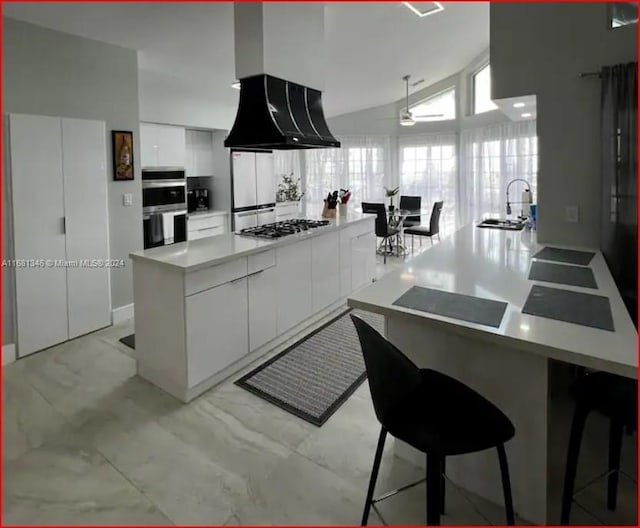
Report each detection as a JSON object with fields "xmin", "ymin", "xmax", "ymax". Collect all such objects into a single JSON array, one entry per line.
[{"xmin": 506, "ymin": 178, "xmax": 532, "ymax": 216}]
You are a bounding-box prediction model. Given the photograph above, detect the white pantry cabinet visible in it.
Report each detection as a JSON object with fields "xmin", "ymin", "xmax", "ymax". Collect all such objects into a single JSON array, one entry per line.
[
  {"xmin": 140, "ymin": 122, "xmax": 186, "ymax": 168},
  {"xmin": 9, "ymin": 114, "xmax": 111, "ymax": 357}
]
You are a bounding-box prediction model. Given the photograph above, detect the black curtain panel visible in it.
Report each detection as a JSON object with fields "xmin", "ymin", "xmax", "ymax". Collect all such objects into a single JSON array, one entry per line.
[{"xmin": 600, "ymin": 62, "xmax": 638, "ymax": 326}]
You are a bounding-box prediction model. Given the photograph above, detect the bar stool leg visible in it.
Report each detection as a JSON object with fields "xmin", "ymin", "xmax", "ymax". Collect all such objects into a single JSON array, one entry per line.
[
  {"xmin": 361, "ymin": 427, "xmax": 387, "ymax": 526},
  {"xmin": 561, "ymin": 405, "xmax": 590, "ymax": 525},
  {"xmin": 426, "ymin": 453, "xmax": 442, "ymax": 525},
  {"xmin": 607, "ymin": 418, "xmax": 624, "ymax": 511},
  {"xmin": 497, "ymin": 444, "xmax": 515, "ymax": 525}
]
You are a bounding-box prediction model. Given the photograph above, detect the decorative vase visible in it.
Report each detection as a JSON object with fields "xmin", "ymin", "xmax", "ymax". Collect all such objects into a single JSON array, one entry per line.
[{"xmin": 338, "ymin": 203, "xmax": 348, "ymax": 217}]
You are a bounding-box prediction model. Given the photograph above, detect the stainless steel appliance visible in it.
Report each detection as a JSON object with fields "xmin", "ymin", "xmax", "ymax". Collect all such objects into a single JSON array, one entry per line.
[
  {"xmin": 238, "ymin": 219, "xmax": 329, "ymax": 239},
  {"xmin": 231, "ymin": 150, "xmax": 277, "ymax": 231},
  {"xmin": 142, "ymin": 168, "xmax": 187, "ymax": 248}
]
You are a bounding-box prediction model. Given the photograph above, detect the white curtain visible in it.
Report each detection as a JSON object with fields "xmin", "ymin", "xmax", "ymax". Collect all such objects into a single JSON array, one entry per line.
[
  {"xmin": 460, "ymin": 121, "xmax": 537, "ymax": 224},
  {"xmin": 303, "ymin": 136, "xmax": 391, "ymax": 214},
  {"xmin": 273, "ymin": 150, "xmax": 303, "ymax": 201},
  {"xmin": 399, "ymin": 133, "xmax": 458, "ymax": 235}
]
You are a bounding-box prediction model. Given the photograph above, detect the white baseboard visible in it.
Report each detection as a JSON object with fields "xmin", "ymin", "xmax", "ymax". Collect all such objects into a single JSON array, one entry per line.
[
  {"xmin": 112, "ymin": 303, "xmax": 134, "ymax": 325},
  {"xmin": 2, "ymin": 343, "xmax": 16, "ymax": 366}
]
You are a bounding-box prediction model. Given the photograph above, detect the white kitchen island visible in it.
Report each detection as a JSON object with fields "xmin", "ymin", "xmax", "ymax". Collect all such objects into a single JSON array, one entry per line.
[
  {"xmin": 347, "ymin": 224, "xmax": 637, "ymax": 524},
  {"xmin": 130, "ymin": 214, "xmax": 375, "ymax": 403}
]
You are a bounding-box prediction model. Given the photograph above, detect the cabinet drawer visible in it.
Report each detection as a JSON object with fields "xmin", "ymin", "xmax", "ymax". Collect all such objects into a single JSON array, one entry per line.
[
  {"xmin": 248, "ymin": 249, "xmax": 276, "ymax": 274},
  {"xmin": 189, "ymin": 214, "xmax": 225, "ymax": 232},
  {"xmin": 188, "ymin": 226, "xmax": 224, "ymax": 241},
  {"xmin": 185, "ymin": 257, "xmax": 248, "ymax": 296}
]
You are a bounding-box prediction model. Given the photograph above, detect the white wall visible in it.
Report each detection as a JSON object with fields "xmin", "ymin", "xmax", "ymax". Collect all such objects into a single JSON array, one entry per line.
[
  {"xmin": 2, "ymin": 17, "xmax": 142, "ymax": 343},
  {"xmin": 491, "ymin": 2, "xmax": 637, "ymax": 247},
  {"xmin": 138, "ymin": 69, "xmax": 237, "ymax": 130}
]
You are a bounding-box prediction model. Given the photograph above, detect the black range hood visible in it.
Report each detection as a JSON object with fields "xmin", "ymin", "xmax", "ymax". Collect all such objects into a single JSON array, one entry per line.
[{"xmin": 224, "ymin": 74, "xmax": 340, "ymax": 150}]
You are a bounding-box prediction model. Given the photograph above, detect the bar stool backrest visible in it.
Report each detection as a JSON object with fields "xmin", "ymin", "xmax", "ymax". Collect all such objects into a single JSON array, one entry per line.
[{"xmin": 351, "ymin": 314, "xmax": 422, "ymax": 427}]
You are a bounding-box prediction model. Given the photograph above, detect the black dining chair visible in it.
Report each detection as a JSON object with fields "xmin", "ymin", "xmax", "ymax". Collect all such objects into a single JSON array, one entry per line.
[
  {"xmin": 404, "ymin": 201, "xmax": 443, "ymax": 252},
  {"xmin": 399, "ymin": 195, "xmax": 422, "ymax": 227},
  {"xmin": 362, "ymin": 202, "xmax": 399, "ymax": 264},
  {"xmin": 560, "ymin": 371, "xmax": 637, "ymax": 524},
  {"xmin": 351, "ymin": 315, "xmax": 516, "ymax": 526}
]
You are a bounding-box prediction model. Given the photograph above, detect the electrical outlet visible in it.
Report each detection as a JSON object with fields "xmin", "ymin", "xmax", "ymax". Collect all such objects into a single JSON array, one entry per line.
[
  {"xmin": 565, "ymin": 205, "xmax": 579, "ymax": 223},
  {"xmin": 123, "ymin": 193, "xmax": 133, "ymax": 207}
]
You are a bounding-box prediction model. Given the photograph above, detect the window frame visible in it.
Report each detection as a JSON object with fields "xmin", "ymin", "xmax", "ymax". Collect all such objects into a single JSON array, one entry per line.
[
  {"xmin": 408, "ymin": 86, "xmax": 457, "ymax": 123},
  {"xmin": 470, "ymin": 62, "xmax": 498, "ymax": 115}
]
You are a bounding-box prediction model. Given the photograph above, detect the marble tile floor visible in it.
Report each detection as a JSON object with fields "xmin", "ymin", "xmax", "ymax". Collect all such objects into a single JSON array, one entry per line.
[{"xmin": 3, "ymin": 245, "xmax": 637, "ymax": 526}]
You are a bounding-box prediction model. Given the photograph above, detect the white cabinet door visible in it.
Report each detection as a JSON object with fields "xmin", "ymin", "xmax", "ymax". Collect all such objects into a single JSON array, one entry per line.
[
  {"xmin": 277, "ymin": 239, "xmax": 312, "ymax": 333},
  {"xmin": 156, "ymin": 124, "xmax": 186, "ymax": 167},
  {"xmin": 351, "ymin": 231, "xmax": 375, "ymax": 292},
  {"xmin": 256, "ymin": 152, "xmax": 275, "ymax": 206},
  {"xmin": 311, "ymin": 231, "xmax": 340, "ymax": 311},
  {"xmin": 248, "ymin": 265, "xmax": 278, "ymax": 351},
  {"xmin": 186, "ymin": 278, "xmax": 249, "ymax": 387},
  {"xmin": 232, "ymin": 151, "xmax": 257, "ymax": 209},
  {"xmin": 10, "ymin": 114, "xmax": 69, "ymax": 357},
  {"xmin": 184, "ymin": 129, "xmax": 196, "ymax": 176},
  {"xmin": 339, "ymin": 228, "xmax": 352, "ymax": 297},
  {"xmin": 140, "ymin": 122, "xmax": 159, "ymax": 167},
  {"xmin": 62, "ymin": 118, "xmax": 111, "ymax": 338}
]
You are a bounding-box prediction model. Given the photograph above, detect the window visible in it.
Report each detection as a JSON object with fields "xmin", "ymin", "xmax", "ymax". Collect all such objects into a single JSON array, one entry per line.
[
  {"xmin": 409, "ymin": 88, "xmax": 456, "ymax": 122},
  {"xmin": 473, "ymin": 64, "xmax": 498, "ymax": 114},
  {"xmin": 399, "ymin": 134, "xmax": 457, "ymax": 234},
  {"xmin": 460, "ymin": 121, "xmax": 538, "ymax": 223}
]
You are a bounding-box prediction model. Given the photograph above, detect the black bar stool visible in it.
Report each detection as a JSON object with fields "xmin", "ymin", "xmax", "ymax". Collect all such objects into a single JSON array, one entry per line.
[
  {"xmin": 351, "ymin": 315, "xmax": 516, "ymax": 526},
  {"xmin": 560, "ymin": 371, "xmax": 637, "ymax": 524}
]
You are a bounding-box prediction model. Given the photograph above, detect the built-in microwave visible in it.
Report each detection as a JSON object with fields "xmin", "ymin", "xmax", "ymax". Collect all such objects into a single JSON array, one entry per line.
[{"xmin": 141, "ymin": 168, "xmax": 187, "ymax": 248}]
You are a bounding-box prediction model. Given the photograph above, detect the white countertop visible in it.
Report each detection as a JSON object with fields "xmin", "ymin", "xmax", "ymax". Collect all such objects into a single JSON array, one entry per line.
[
  {"xmin": 347, "ymin": 224, "xmax": 637, "ymax": 379},
  {"xmin": 130, "ymin": 214, "xmax": 373, "ymax": 272}
]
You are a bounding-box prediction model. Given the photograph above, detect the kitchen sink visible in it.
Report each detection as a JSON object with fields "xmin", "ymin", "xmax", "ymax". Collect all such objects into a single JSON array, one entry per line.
[{"xmin": 477, "ymin": 218, "xmax": 525, "ymax": 231}]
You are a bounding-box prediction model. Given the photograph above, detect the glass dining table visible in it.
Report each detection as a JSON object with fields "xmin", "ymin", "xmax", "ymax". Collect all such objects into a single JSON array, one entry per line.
[{"xmin": 357, "ymin": 207, "xmax": 427, "ymax": 257}]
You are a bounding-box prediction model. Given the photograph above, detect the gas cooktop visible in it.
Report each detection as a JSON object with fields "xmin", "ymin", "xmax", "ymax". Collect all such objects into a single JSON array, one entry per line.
[{"xmin": 239, "ymin": 219, "xmax": 330, "ymax": 239}]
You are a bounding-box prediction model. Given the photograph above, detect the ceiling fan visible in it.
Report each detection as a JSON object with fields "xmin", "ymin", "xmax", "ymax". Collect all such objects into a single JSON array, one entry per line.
[{"xmin": 378, "ymin": 75, "xmax": 443, "ymax": 126}]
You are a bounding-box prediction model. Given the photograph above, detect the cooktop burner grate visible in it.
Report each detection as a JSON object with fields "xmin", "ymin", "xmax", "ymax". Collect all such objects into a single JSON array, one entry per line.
[{"xmin": 239, "ymin": 219, "xmax": 330, "ymax": 239}]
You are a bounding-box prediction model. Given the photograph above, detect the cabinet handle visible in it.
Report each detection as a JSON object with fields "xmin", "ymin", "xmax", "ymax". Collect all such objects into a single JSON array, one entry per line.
[
  {"xmin": 247, "ymin": 270, "xmax": 264, "ymax": 277},
  {"xmin": 62, "ymin": 217, "xmax": 66, "ymax": 234},
  {"xmin": 230, "ymin": 276, "xmax": 246, "ymax": 284}
]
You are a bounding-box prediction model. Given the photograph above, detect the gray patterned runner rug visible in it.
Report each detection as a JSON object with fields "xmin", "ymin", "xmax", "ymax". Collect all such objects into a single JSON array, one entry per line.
[{"xmin": 235, "ymin": 309, "xmax": 384, "ymax": 426}]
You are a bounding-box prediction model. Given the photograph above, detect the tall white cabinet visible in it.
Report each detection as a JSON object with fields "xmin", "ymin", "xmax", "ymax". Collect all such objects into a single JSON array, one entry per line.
[{"xmin": 9, "ymin": 114, "xmax": 111, "ymax": 357}]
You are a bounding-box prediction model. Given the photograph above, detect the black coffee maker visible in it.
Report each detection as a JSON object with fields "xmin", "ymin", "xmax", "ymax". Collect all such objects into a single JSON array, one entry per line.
[{"xmin": 187, "ymin": 188, "xmax": 210, "ymax": 212}]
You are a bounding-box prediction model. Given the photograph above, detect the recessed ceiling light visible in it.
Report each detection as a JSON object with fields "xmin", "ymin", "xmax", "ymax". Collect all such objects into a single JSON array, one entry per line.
[
  {"xmin": 513, "ymin": 102, "xmax": 525, "ymax": 108},
  {"xmin": 231, "ymin": 81, "xmax": 241, "ymax": 90},
  {"xmin": 403, "ymin": 2, "xmax": 444, "ymax": 18},
  {"xmin": 521, "ymin": 112, "xmax": 532, "ymax": 118}
]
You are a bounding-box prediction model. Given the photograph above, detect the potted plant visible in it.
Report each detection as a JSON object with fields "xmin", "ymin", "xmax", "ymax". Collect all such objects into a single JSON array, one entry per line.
[
  {"xmin": 384, "ymin": 186, "xmax": 399, "ymax": 211},
  {"xmin": 276, "ymin": 172, "xmax": 304, "ymax": 203}
]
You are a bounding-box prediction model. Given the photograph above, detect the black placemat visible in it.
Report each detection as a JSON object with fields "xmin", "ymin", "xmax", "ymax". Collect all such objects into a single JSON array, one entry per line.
[
  {"xmin": 522, "ymin": 285, "xmax": 614, "ymax": 331},
  {"xmin": 528, "ymin": 261, "xmax": 597, "ymax": 289},
  {"xmin": 532, "ymin": 247, "xmax": 595, "ymax": 266},
  {"xmin": 392, "ymin": 286, "xmax": 508, "ymax": 328}
]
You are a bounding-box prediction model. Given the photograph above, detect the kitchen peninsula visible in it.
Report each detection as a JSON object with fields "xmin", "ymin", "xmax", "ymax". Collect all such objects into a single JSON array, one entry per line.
[
  {"xmin": 130, "ymin": 214, "xmax": 375, "ymax": 402},
  {"xmin": 347, "ymin": 224, "xmax": 637, "ymax": 524}
]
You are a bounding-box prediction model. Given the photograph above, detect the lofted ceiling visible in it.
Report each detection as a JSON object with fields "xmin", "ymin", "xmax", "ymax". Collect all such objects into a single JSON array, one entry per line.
[{"xmin": 3, "ymin": 2, "xmax": 489, "ymax": 122}]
